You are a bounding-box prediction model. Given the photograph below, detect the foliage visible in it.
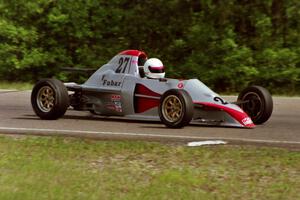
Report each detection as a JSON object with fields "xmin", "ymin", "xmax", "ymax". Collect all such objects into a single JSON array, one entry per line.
[{"xmin": 0, "ymin": 0, "xmax": 299, "ymax": 93}]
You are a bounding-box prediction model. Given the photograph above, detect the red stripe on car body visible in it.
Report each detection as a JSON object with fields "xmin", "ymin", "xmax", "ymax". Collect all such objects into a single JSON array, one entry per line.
[
  {"xmin": 194, "ymin": 102, "xmax": 255, "ymax": 128},
  {"xmin": 135, "ymin": 84, "xmax": 161, "ymax": 97},
  {"xmin": 135, "ymin": 97, "xmax": 160, "ymax": 113},
  {"xmin": 134, "ymin": 84, "xmax": 161, "ymax": 113}
]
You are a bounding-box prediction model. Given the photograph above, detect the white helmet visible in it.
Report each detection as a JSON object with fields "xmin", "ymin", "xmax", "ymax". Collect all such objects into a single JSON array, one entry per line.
[{"xmin": 143, "ymin": 58, "xmax": 165, "ymax": 79}]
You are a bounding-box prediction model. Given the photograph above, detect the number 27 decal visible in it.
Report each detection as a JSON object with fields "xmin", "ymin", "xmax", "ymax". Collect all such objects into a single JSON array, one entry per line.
[{"xmin": 116, "ymin": 57, "xmax": 130, "ymax": 73}]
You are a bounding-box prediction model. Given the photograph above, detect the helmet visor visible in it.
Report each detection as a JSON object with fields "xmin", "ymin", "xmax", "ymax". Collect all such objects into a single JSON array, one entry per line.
[{"xmin": 149, "ymin": 66, "xmax": 164, "ymax": 73}]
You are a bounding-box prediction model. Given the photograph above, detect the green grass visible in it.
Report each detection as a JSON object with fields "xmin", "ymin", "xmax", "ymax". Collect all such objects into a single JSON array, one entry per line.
[
  {"xmin": 0, "ymin": 135, "xmax": 299, "ymax": 200},
  {"xmin": 0, "ymin": 81, "xmax": 32, "ymax": 90}
]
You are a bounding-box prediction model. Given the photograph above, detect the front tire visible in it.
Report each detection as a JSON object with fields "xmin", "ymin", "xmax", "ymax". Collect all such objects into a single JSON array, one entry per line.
[
  {"xmin": 31, "ymin": 79, "xmax": 69, "ymax": 120},
  {"xmin": 238, "ymin": 86, "xmax": 273, "ymax": 124},
  {"xmin": 159, "ymin": 89, "xmax": 194, "ymax": 128}
]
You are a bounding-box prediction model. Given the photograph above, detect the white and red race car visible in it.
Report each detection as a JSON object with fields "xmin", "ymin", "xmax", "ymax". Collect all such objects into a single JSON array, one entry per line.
[{"xmin": 31, "ymin": 50, "xmax": 273, "ymax": 128}]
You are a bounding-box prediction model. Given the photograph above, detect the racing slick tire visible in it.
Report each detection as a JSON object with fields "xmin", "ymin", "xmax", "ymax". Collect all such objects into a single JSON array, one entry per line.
[
  {"xmin": 159, "ymin": 89, "xmax": 194, "ymax": 128},
  {"xmin": 238, "ymin": 85, "xmax": 273, "ymax": 124},
  {"xmin": 31, "ymin": 78, "xmax": 69, "ymax": 120}
]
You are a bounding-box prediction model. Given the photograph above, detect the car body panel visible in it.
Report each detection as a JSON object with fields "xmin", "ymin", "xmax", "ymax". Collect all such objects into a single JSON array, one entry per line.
[{"xmin": 66, "ymin": 50, "xmax": 255, "ymax": 128}]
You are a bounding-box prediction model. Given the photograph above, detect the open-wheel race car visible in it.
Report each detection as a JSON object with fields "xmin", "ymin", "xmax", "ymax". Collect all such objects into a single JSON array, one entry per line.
[{"xmin": 31, "ymin": 50, "xmax": 273, "ymax": 128}]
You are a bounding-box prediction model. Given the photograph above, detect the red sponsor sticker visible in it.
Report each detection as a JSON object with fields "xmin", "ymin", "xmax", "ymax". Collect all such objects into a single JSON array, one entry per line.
[
  {"xmin": 242, "ymin": 117, "xmax": 253, "ymax": 125},
  {"xmin": 131, "ymin": 60, "xmax": 138, "ymax": 64},
  {"xmin": 111, "ymin": 95, "xmax": 121, "ymax": 100},
  {"xmin": 177, "ymin": 82, "xmax": 184, "ymax": 89}
]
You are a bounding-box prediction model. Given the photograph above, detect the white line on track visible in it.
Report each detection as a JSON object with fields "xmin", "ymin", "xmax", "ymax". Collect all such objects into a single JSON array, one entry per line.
[{"xmin": 0, "ymin": 127, "xmax": 300, "ymax": 145}]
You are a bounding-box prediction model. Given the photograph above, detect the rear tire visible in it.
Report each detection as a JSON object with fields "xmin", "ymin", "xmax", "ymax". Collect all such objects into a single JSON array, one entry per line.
[
  {"xmin": 31, "ymin": 79, "xmax": 69, "ymax": 120},
  {"xmin": 238, "ymin": 86, "xmax": 273, "ymax": 124},
  {"xmin": 159, "ymin": 89, "xmax": 194, "ymax": 128}
]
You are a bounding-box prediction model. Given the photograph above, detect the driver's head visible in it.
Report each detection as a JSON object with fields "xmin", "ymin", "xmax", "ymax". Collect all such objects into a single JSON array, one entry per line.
[{"xmin": 143, "ymin": 58, "xmax": 165, "ymax": 79}]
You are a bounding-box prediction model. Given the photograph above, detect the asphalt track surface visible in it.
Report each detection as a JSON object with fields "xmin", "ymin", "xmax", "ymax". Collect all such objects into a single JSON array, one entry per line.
[{"xmin": 0, "ymin": 90, "xmax": 299, "ymax": 149}]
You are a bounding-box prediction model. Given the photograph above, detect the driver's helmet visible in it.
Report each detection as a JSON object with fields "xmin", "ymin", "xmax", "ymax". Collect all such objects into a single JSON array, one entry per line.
[{"xmin": 143, "ymin": 58, "xmax": 165, "ymax": 79}]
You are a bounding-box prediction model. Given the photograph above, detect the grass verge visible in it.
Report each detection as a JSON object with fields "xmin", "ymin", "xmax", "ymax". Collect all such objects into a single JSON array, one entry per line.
[
  {"xmin": 0, "ymin": 81, "xmax": 32, "ymax": 90},
  {"xmin": 0, "ymin": 135, "xmax": 299, "ymax": 200}
]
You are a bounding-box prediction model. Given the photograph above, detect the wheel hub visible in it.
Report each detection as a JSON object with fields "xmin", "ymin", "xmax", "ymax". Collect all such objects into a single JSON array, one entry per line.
[
  {"xmin": 242, "ymin": 92, "xmax": 262, "ymax": 119},
  {"xmin": 162, "ymin": 95, "xmax": 183, "ymax": 123},
  {"xmin": 37, "ymin": 86, "xmax": 55, "ymax": 112}
]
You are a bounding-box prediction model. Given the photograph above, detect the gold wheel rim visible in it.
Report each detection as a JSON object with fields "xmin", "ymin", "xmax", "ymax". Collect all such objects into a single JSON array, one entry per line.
[
  {"xmin": 162, "ymin": 95, "xmax": 183, "ymax": 123},
  {"xmin": 37, "ymin": 86, "xmax": 55, "ymax": 112}
]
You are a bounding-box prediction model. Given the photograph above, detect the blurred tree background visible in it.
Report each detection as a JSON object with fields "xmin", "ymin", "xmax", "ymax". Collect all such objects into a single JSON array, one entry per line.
[{"xmin": 0, "ymin": 0, "xmax": 299, "ymax": 94}]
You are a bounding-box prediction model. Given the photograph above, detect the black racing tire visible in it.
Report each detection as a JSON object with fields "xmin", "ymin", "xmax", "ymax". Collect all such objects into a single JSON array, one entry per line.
[
  {"xmin": 31, "ymin": 78, "xmax": 69, "ymax": 120},
  {"xmin": 159, "ymin": 89, "xmax": 194, "ymax": 128},
  {"xmin": 238, "ymin": 85, "xmax": 273, "ymax": 124}
]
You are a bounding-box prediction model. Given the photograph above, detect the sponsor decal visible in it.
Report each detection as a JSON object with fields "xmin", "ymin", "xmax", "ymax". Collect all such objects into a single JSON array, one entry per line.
[
  {"xmin": 108, "ymin": 94, "xmax": 122, "ymax": 112},
  {"xmin": 131, "ymin": 60, "xmax": 138, "ymax": 64},
  {"xmin": 103, "ymin": 79, "xmax": 121, "ymax": 87},
  {"xmin": 111, "ymin": 94, "xmax": 121, "ymax": 100},
  {"xmin": 242, "ymin": 117, "xmax": 253, "ymax": 125},
  {"xmin": 113, "ymin": 102, "xmax": 122, "ymax": 112},
  {"xmin": 177, "ymin": 81, "xmax": 184, "ymax": 89},
  {"xmin": 106, "ymin": 104, "xmax": 116, "ymax": 111}
]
